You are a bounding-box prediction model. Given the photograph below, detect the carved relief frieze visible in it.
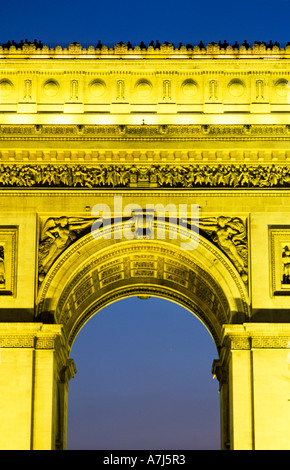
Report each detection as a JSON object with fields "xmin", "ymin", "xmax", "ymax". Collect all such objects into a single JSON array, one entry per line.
[{"xmin": 2, "ymin": 162, "xmax": 290, "ymax": 190}]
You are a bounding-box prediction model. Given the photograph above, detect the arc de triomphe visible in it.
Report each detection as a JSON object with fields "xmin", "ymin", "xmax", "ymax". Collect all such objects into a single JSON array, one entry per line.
[{"xmin": 0, "ymin": 41, "xmax": 290, "ymax": 450}]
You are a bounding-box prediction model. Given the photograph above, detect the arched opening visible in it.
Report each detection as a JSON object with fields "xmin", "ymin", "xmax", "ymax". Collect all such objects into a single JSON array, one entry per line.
[
  {"xmin": 66, "ymin": 296, "xmax": 220, "ymax": 450},
  {"xmin": 36, "ymin": 220, "xmax": 249, "ymax": 449}
]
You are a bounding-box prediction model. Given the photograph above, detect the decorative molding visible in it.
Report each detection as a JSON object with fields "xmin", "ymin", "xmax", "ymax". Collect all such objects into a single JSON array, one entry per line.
[
  {"xmin": 0, "ymin": 335, "xmax": 35, "ymax": 348},
  {"xmin": 224, "ymin": 335, "xmax": 251, "ymax": 350},
  {"xmin": 223, "ymin": 334, "xmax": 290, "ymax": 349},
  {"xmin": 0, "ymin": 324, "xmax": 64, "ymax": 349},
  {"xmin": 251, "ymin": 336, "xmax": 290, "ymax": 348},
  {"xmin": 1, "ymin": 125, "xmax": 290, "ymax": 142}
]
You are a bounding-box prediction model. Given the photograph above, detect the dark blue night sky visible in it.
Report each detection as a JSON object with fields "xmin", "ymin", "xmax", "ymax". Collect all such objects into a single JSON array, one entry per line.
[
  {"xmin": 67, "ymin": 298, "xmax": 220, "ymax": 450},
  {"xmin": 1, "ymin": 0, "xmax": 290, "ymax": 450}
]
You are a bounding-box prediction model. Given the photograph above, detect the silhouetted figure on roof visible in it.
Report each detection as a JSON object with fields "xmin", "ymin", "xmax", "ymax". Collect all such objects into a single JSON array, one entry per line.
[{"xmin": 1, "ymin": 38, "xmax": 284, "ymax": 52}]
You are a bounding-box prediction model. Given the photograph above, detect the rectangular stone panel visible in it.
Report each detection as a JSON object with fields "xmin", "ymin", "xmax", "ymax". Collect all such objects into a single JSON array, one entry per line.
[
  {"xmin": 0, "ymin": 227, "xmax": 18, "ymax": 296},
  {"xmin": 269, "ymin": 228, "xmax": 290, "ymax": 295}
]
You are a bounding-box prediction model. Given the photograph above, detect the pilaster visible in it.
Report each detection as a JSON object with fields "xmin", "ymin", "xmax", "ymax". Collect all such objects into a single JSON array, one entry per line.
[
  {"xmin": 213, "ymin": 324, "xmax": 290, "ymax": 450},
  {"xmin": 0, "ymin": 323, "xmax": 75, "ymax": 450}
]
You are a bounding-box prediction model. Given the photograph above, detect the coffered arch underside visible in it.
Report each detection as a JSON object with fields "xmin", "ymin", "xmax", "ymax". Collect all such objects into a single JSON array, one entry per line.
[{"xmin": 36, "ymin": 222, "xmax": 249, "ymax": 350}]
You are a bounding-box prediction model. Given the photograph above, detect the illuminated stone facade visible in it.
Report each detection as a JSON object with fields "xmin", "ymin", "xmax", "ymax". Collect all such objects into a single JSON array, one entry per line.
[{"xmin": 0, "ymin": 41, "xmax": 290, "ymax": 450}]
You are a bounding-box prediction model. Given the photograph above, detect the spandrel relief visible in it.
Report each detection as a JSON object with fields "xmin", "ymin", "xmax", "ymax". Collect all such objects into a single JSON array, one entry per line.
[
  {"xmin": 197, "ymin": 216, "xmax": 248, "ymax": 283},
  {"xmin": 38, "ymin": 216, "xmax": 97, "ymax": 283},
  {"xmin": 38, "ymin": 213, "xmax": 248, "ymax": 287}
]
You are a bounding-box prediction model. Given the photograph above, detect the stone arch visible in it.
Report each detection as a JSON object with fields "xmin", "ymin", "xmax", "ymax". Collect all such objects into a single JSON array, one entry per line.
[{"xmin": 36, "ymin": 220, "xmax": 249, "ymax": 352}]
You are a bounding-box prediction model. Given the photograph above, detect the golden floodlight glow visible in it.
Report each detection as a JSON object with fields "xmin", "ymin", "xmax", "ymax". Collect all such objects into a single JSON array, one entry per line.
[{"xmin": 0, "ymin": 40, "xmax": 290, "ymax": 451}]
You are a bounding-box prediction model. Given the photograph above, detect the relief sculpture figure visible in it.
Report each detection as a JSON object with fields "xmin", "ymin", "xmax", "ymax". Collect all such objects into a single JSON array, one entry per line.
[
  {"xmin": 282, "ymin": 245, "xmax": 290, "ymax": 285},
  {"xmin": 0, "ymin": 246, "xmax": 5, "ymax": 286},
  {"xmin": 38, "ymin": 216, "xmax": 96, "ymax": 282},
  {"xmin": 197, "ymin": 216, "xmax": 248, "ymax": 282}
]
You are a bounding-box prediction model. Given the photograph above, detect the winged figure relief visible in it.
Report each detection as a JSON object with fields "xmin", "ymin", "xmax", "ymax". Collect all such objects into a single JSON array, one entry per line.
[
  {"xmin": 197, "ymin": 216, "xmax": 248, "ymax": 282},
  {"xmin": 38, "ymin": 216, "xmax": 96, "ymax": 282}
]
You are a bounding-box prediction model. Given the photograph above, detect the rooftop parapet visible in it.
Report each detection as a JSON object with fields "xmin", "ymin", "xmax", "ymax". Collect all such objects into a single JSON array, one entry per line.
[{"xmin": 0, "ymin": 40, "xmax": 290, "ymax": 58}]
